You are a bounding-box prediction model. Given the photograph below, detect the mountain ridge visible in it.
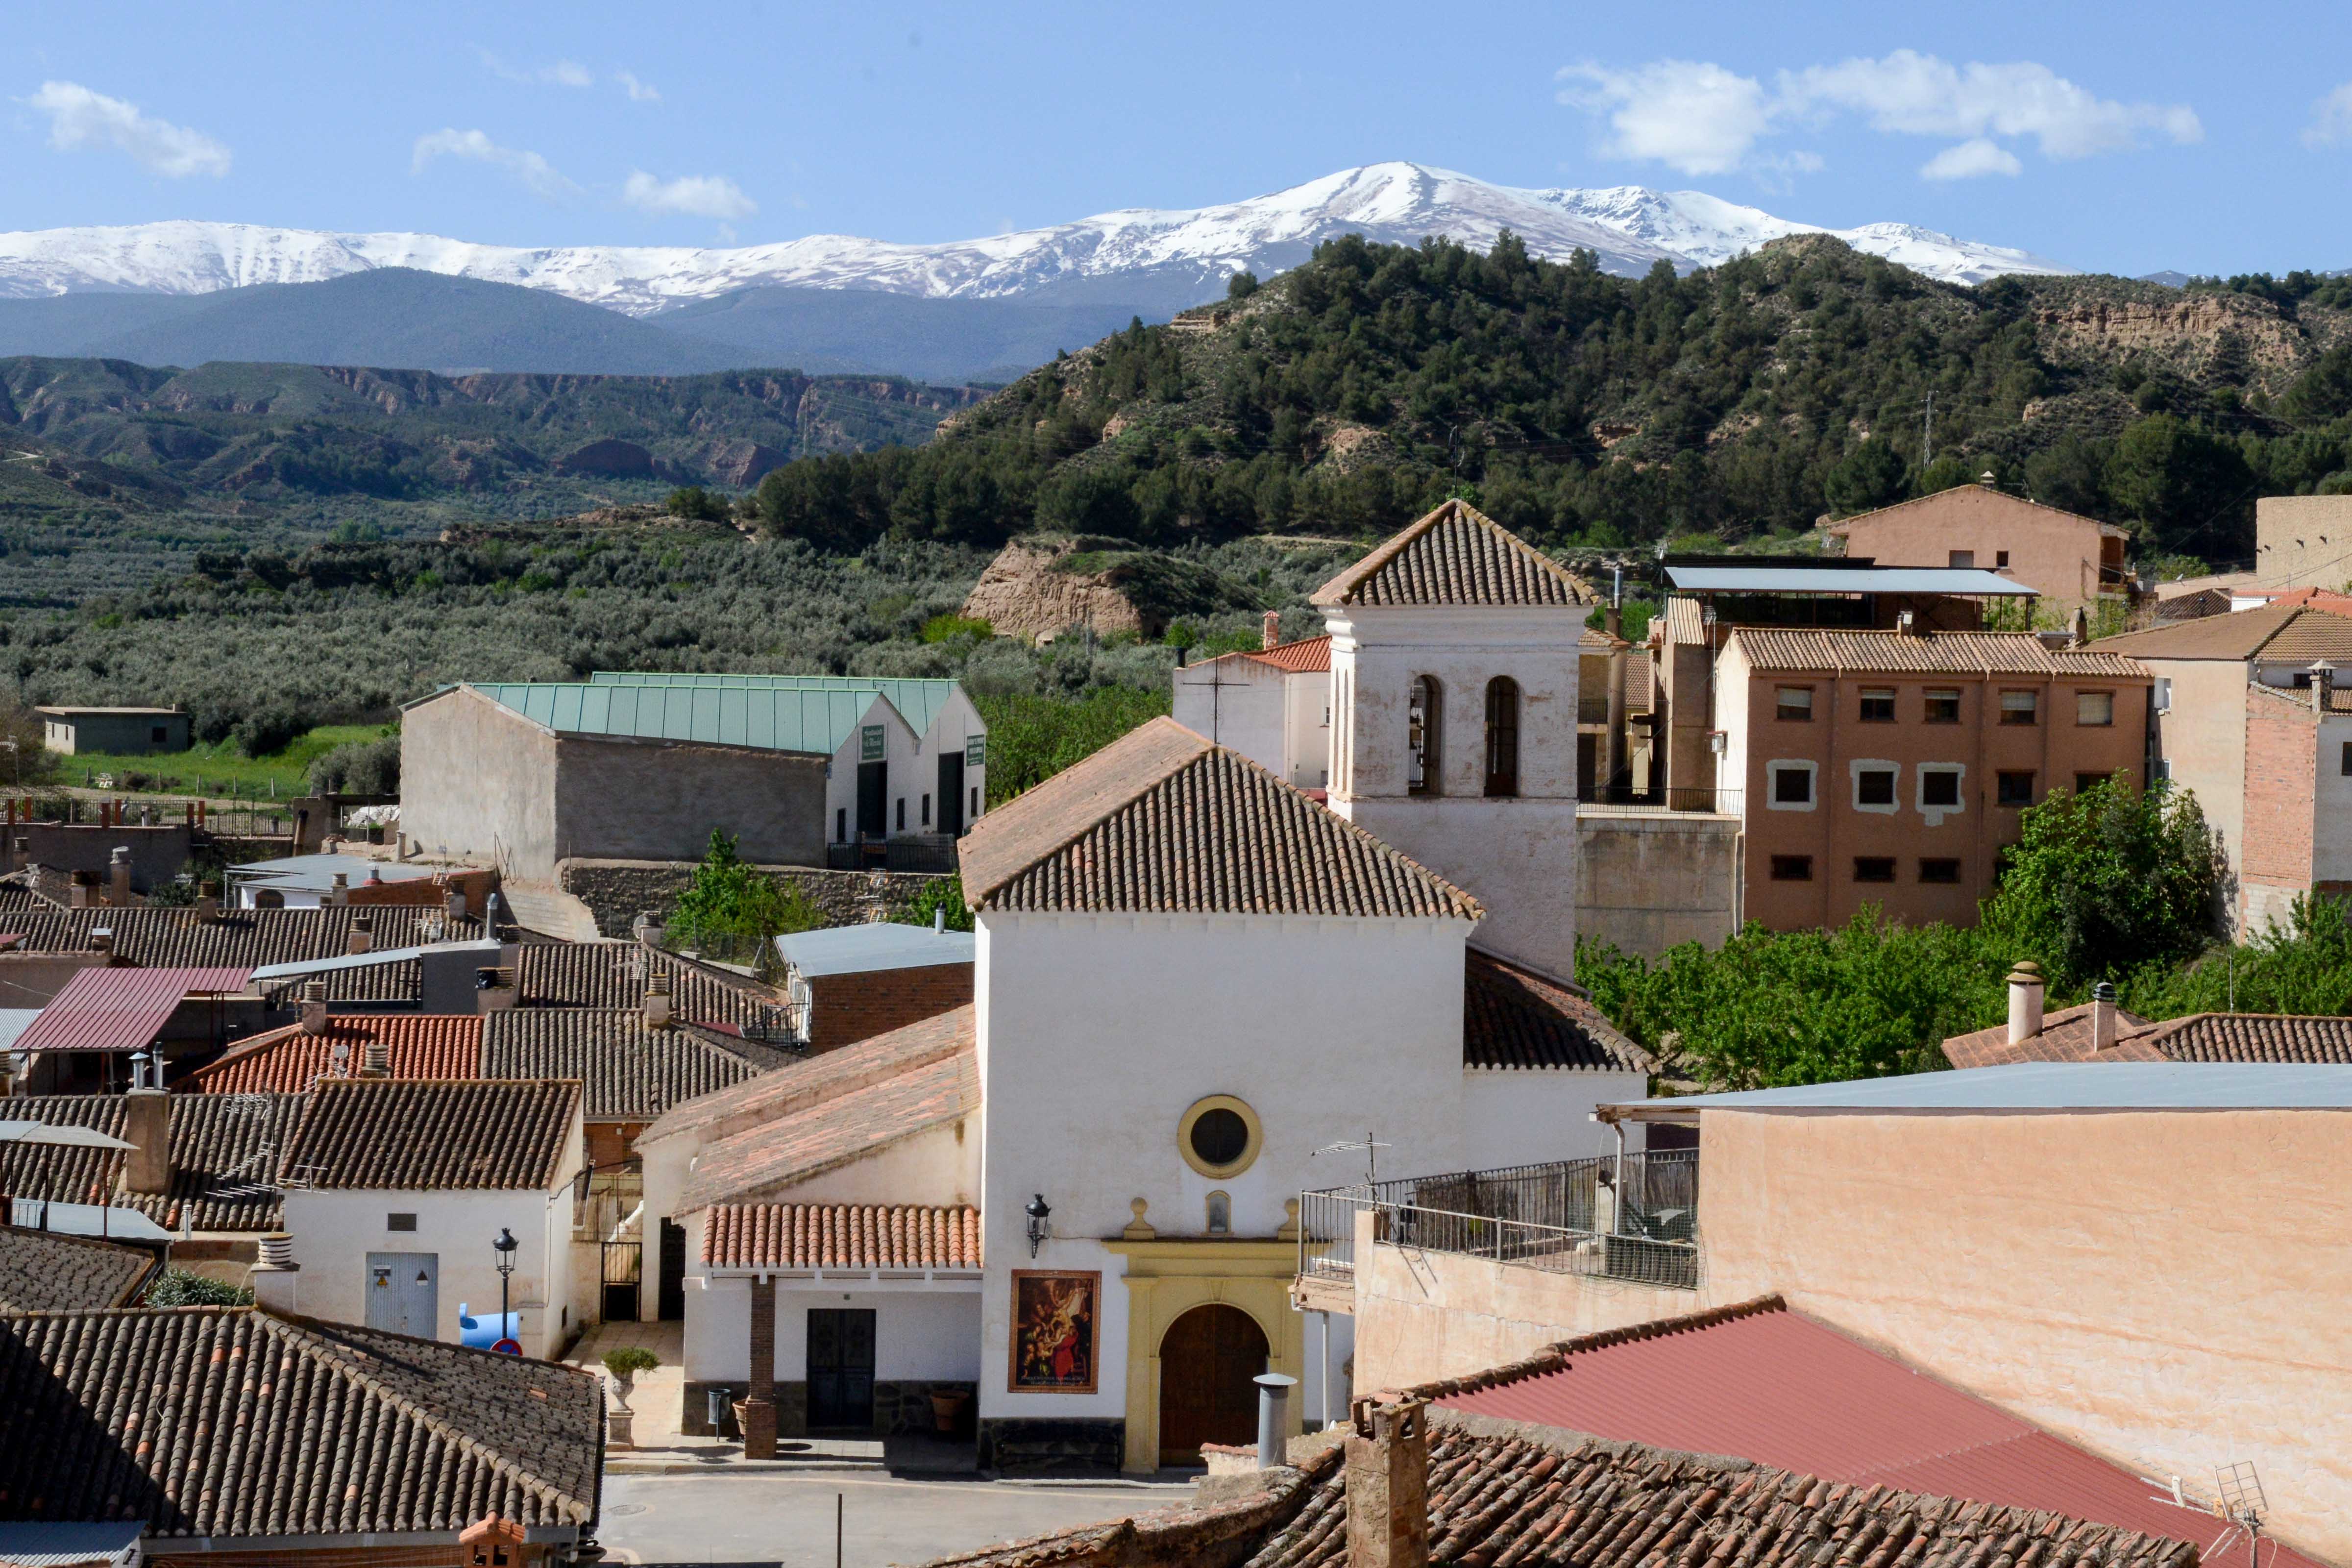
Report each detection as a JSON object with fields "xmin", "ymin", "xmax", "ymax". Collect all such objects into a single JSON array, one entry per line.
[{"xmin": 0, "ymin": 162, "xmax": 2074, "ymax": 314}]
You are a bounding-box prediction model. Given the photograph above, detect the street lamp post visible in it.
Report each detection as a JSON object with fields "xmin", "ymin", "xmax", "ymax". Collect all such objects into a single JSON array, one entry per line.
[{"xmin": 492, "ymin": 1226, "xmax": 520, "ymax": 1354}]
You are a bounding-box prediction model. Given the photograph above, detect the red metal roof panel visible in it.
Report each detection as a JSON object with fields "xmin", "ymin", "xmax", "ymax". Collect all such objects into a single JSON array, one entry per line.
[
  {"xmin": 1436, "ymin": 1303, "xmax": 2323, "ymax": 1568},
  {"xmin": 14, "ymin": 966, "xmax": 253, "ymax": 1054}
]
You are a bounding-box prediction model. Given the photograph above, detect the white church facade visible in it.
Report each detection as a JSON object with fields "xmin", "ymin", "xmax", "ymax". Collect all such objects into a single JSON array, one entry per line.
[{"xmin": 637, "ymin": 503, "xmax": 1648, "ymax": 1472}]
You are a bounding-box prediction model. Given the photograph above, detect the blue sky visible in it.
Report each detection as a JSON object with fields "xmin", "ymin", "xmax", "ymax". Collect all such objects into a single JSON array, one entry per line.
[{"xmin": 4, "ymin": 0, "xmax": 2345, "ymax": 277}]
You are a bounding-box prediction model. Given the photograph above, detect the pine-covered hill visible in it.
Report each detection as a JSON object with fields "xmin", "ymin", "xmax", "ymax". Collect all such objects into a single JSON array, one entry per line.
[{"xmin": 752, "ymin": 232, "xmax": 2352, "ymax": 567}]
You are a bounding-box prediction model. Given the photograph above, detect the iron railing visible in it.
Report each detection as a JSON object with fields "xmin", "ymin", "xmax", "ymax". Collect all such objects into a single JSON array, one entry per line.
[
  {"xmin": 1577, "ymin": 787, "xmax": 1742, "ymax": 816},
  {"xmin": 1298, "ymin": 1150, "xmax": 1699, "ymax": 1292}
]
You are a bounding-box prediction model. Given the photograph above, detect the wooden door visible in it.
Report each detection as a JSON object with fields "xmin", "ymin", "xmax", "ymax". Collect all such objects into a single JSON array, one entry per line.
[
  {"xmin": 1158, "ymin": 1304, "xmax": 1268, "ymax": 1465},
  {"xmin": 808, "ymin": 1307, "xmax": 877, "ymax": 1430}
]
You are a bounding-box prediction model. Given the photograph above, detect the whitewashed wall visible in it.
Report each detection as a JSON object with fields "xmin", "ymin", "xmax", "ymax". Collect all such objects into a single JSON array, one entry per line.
[
  {"xmin": 1460, "ymin": 1068, "xmax": 1647, "ymax": 1166},
  {"xmin": 687, "ymin": 1276, "xmax": 982, "ymax": 1381}
]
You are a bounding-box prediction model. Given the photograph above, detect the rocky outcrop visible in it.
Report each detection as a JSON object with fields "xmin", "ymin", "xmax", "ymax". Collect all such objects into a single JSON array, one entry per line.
[
  {"xmin": 696, "ymin": 439, "xmax": 792, "ymax": 488},
  {"xmin": 2033, "ymin": 294, "xmax": 2308, "ymax": 381},
  {"xmin": 553, "ymin": 437, "xmax": 663, "ymax": 478},
  {"xmin": 960, "ymin": 539, "xmax": 1151, "ymax": 643}
]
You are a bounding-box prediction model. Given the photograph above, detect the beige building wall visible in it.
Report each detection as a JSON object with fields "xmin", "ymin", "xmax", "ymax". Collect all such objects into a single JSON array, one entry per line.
[
  {"xmin": 2143, "ymin": 658, "xmax": 2253, "ymax": 906},
  {"xmin": 1575, "ymin": 809, "xmax": 1742, "ymax": 955},
  {"xmin": 1824, "ymin": 486, "xmax": 2128, "ymax": 611},
  {"xmin": 2254, "ymin": 494, "xmax": 2352, "ymax": 588},
  {"xmin": 1352, "ymin": 1106, "xmax": 2352, "ymax": 1565}
]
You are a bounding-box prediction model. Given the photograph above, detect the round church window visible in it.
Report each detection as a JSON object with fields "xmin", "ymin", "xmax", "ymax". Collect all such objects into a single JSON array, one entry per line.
[{"xmin": 1177, "ymin": 1095, "xmax": 1262, "ymax": 1178}]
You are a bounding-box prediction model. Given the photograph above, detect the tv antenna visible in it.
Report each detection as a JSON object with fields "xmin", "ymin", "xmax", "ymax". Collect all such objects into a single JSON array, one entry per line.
[
  {"xmin": 1311, "ymin": 1131, "xmax": 1390, "ymax": 1187},
  {"xmin": 2143, "ymin": 1461, "xmax": 2270, "ymax": 1567}
]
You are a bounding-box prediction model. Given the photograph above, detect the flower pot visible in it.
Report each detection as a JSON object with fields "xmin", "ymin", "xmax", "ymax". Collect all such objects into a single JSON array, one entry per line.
[
  {"xmin": 610, "ymin": 1373, "xmax": 636, "ymax": 1414},
  {"xmin": 930, "ymin": 1389, "xmax": 971, "ymax": 1434}
]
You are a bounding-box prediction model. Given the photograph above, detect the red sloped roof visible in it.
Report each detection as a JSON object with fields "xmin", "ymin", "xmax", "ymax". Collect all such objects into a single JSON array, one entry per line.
[
  {"xmin": 1248, "ymin": 635, "xmax": 1332, "ymax": 673},
  {"xmin": 14, "ymin": 966, "xmax": 253, "ymax": 1054},
  {"xmin": 179, "ymin": 1014, "xmax": 485, "ymax": 1094},
  {"xmin": 1434, "ymin": 1300, "xmax": 2324, "ymax": 1568},
  {"xmin": 702, "ymin": 1202, "xmax": 980, "ymax": 1270}
]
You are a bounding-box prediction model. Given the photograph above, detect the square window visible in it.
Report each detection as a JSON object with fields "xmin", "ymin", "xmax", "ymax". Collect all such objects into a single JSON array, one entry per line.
[
  {"xmin": 387, "ymin": 1213, "xmax": 417, "ymax": 1232},
  {"xmin": 1923, "ymin": 688, "xmax": 1962, "ymax": 724},
  {"xmin": 1856, "ymin": 768, "xmax": 1895, "ymax": 806},
  {"xmin": 1999, "ymin": 690, "xmax": 2039, "ymax": 726},
  {"xmin": 1770, "ymin": 855, "xmax": 1813, "ymax": 882},
  {"xmin": 2076, "ymin": 690, "xmax": 2114, "ymax": 726},
  {"xmin": 1995, "ymin": 550, "xmax": 2010, "ymax": 569},
  {"xmin": 1853, "ymin": 857, "xmax": 1895, "ymax": 883},
  {"xmin": 1858, "ymin": 688, "xmax": 1895, "ymax": 722},
  {"xmin": 1921, "ymin": 770, "xmax": 1962, "ymax": 808},
  {"xmin": 150, "ymin": 726, "xmax": 168, "ymax": 745},
  {"xmin": 1776, "ymin": 686, "xmax": 1814, "ymax": 721},
  {"xmin": 1949, "ymin": 549, "xmax": 1975, "ymax": 568},
  {"xmin": 1997, "ymin": 770, "xmax": 2036, "ymax": 807},
  {"xmin": 2075, "ymin": 772, "xmax": 2113, "ymax": 793},
  {"xmin": 1919, "ymin": 858, "xmax": 1963, "ymax": 884},
  {"xmin": 1772, "ymin": 765, "xmax": 1814, "ymax": 805}
]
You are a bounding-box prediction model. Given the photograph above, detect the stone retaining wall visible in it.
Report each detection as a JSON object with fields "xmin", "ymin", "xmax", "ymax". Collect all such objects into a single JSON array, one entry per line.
[{"xmin": 559, "ymin": 857, "xmax": 950, "ymax": 937}]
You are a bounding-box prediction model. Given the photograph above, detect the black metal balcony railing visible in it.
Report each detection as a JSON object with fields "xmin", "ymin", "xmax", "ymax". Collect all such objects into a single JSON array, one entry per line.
[
  {"xmin": 823, "ymin": 835, "xmax": 961, "ymax": 874},
  {"xmin": 1578, "ymin": 786, "xmax": 1742, "ymax": 815},
  {"xmin": 1297, "ymin": 1151, "xmax": 1699, "ymax": 1293}
]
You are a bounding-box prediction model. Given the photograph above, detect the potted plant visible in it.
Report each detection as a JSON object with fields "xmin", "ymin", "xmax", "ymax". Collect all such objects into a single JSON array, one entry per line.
[
  {"xmin": 929, "ymin": 1387, "xmax": 971, "ymax": 1434},
  {"xmin": 601, "ymin": 1346, "xmax": 660, "ymax": 1449}
]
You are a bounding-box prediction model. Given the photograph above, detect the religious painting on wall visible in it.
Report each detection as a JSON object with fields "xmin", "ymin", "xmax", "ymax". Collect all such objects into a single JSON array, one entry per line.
[{"xmin": 1009, "ymin": 1270, "xmax": 1099, "ymax": 1394}]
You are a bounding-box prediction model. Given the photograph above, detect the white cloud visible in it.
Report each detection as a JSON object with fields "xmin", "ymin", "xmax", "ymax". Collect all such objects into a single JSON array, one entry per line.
[
  {"xmin": 544, "ymin": 59, "xmax": 594, "ymax": 88},
  {"xmin": 410, "ymin": 128, "xmax": 579, "ymax": 200},
  {"xmin": 616, "ymin": 71, "xmax": 661, "ymax": 102},
  {"xmin": 1557, "ymin": 59, "xmax": 1773, "ymax": 176},
  {"xmin": 1560, "ymin": 49, "xmax": 2199, "ymax": 181},
  {"xmin": 27, "ymin": 80, "xmax": 230, "ymax": 178},
  {"xmin": 2305, "ymin": 82, "xmax": 2352, "ymax": 147},
  {"xmin": 1919, "ymin": 137, "xmax": 2023, "ymax": 180},
  {"xmin": 1782, "ymin": 50, "xmax": 2200, "ymax": 158},
  {"xmin": 622, "ymin": 170, "xmax": 756, "ymax": 220}
]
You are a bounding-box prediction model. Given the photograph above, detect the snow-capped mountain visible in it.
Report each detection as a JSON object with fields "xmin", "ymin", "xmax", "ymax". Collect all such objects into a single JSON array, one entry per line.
[{"xmin": 0, "ymin": 163, "xmax": 2073, "ymax": 317}]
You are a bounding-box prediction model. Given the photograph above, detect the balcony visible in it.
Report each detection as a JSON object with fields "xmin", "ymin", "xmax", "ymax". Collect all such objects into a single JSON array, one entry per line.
[
  {"xmin": 1295, "ymin": 1151, "xmax": 1699, "ymax": 1302},
  {"xmin": 824, "ymin": 833, "xmax": 960, "ymax": 874},
  {"xmin": 1577, "ymin": 786, "xmax": 1742, "ymax": 816}
]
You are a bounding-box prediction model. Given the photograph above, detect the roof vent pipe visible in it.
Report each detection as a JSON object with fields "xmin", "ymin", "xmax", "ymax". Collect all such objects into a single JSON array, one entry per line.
[
  {"xmin": 361, "ymin": 1038, "xmax": 390, "ymax": 1078},
  {"xmin": 2090, "ymin": 980, "xmax": 2119, "ymax": 1054},
  {"xmin": 934, "ymin": 906, "xmax": 945, "ymax": 934},
  {"xmin": 197, "ymin": 880, "xmax": 221, "ymax": 923},
  {"xmin": 109, "ymin": 847, "xmax": 132, "ymax": 907},
  {"xmin": 2006, "ymin": 962, "xmax": 2045, "ymax": 1045}
]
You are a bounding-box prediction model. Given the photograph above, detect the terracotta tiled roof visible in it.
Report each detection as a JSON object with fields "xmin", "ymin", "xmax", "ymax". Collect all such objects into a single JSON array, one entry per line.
[
  {"xmin": 177, "ymin": 1015, "xmax": 485, "ymax": 1094},
  {"xmin": 1462, "ymin": 950, "xmax": 1650, "ymax": 1072},
  {"xmin": 1419, "ymin": 1298, "xmax": 2315, "ymax": 1568},
  {"xmin": 679, "ymin": 1048, "xmax": 976, "ymax": 1212},
  {"xmin": 278, "ymin": 1079, "xmax": 578, "ymax": 1191},
  {"xmin": 0, "ymin": 1226, "xmax": 154, "ymax": 1311},
  {"xmin": 1729, "ymin": 627, "xmax": 2148, "ymax": 677},
  {"xmin": 702, "ymin": 1202, "xmax": 980, "ymax": 1270},
  {"xmin": 1948, "ymin": 1007, "xmax": 2352, "ymax": 1068},
  {"xmin": 516, "ymin": 942, "xmax": 780, "ymax": 1028},
  {"xmin": 0, "ymin": 1094, "xmax": 298, "ymax": 1232},
  {"xmin": 482, "ymin": 1009, "xmax": 792, "ymax": 1120},
  {"xmin": 0, "ymin": 906, "xmax": 481, "ymax": 971},
  {"xmin": 2244, "ymin": 586, "xmax": 2352, "ymax": 615},
  {"xmin": 962, "ymin": 717, "xmax": 1478, "ymax": 919},
  {"xmin": 0, "ymin": 1306, "xmax": 601, "ymax": 1536},
  {"xmin": 2094, "ymin": 602, "xmax": 2352, "ymax": 661},
  {"xmin": 1311, "ymin": 500, "xmax": 1590, "ymax": 609},
  {"xmin": 1247, "ymin": 635, "xmax": 1332, "ymax": 673},
  {"xmin": 640, "ymin": 1004, "xmax": 972, "ymax": 1150}
]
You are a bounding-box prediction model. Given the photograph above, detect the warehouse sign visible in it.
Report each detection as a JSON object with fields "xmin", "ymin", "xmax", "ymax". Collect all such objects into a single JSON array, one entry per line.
[
  {"xmin": 861, "ymin": 725, "xmax": 886, "ymax": 761},
  {"xmin": 966, "ymin": 735, "xmax": 986, "ymax": 767}
]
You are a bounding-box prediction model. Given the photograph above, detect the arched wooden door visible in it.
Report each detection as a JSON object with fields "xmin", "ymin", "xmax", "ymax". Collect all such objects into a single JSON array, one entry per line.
[{"xmin": 1158, "ymin": 1303, "xmax": 1269, "ymax": 1466}]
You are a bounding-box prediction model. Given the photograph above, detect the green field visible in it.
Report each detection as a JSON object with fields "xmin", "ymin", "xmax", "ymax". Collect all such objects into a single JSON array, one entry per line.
[{"xmin": 60, "ymin": 725, "xmax": 394, "ymax": 799}]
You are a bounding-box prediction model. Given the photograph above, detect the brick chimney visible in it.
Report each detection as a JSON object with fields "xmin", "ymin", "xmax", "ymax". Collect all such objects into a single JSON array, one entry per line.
[
  {"xmin": 108, "ymin": 847, "xmax": 132, "ymax": 907},
  {"xmin": 347, "ymin": 914, "xmax": 374, "ymax": 956},
  {"xmin": 2090, "ymin": 980, "xmax": 2118, "ymax": 1053},
  {"xmin": 89, "ymin": 927, "xmax": 114, "ymax": 956},
  {"xmin": 1345, "ymin": 1398, "xmax": 1429, "ymax": 1568},
  {"xmin": 643, "ymin": 970, "xmax": 674, "ymax": 1029},
  {"xmin": 328, "ymin": 872, "xmax": 349, "ymax": 907},
  {"xmin": 1263, "ymin": 611, "xmax": 1281, "ymax": 650},
  {"xmin": 69, "ymin": 871, "xmax": 97, "ymax": 909},
  {"xmin": 2006, "ymin": 961, "xmax": 2045, "ymax": 1045},
  {"xmin": 122, "ymin": 1086, "xmax": 171, "ymax": 1196},
  {"xmin": 299, "ymin": 980, "xmax": 330, "ymax": 1036},
  {"xmin": 2311, "ymin": 662, "xmax": 2332, "ymax": 714},
  {"xmin": 197, "ymin": 880, "xmax": 221, "ymax": 923}
]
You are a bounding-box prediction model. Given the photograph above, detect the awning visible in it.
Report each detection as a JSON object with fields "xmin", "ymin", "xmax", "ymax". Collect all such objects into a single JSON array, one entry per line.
[
  {"xmin": 1664, "ymin": 565, "xmax": 2036, "ymax": 596},
  {"xmin": 12, "ymin": 966, "xmax": 253, "ymax": 1054}
]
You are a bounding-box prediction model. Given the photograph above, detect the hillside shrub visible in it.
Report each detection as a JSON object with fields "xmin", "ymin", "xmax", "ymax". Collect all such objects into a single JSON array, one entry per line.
[{"xmin": 309, "ymin": 737, "xmax": 400, "ymax": 795}]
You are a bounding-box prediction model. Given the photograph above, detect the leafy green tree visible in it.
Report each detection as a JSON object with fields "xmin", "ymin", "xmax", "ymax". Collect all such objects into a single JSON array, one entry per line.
[
  {"xmin": 1227, "ymin": 271, "xmax": 1260, "ymax": 300},
  {"xmin": 1821, "ymin": 440, "xmax": 1909, "ymax": 514},
  {"xmin": 2120, "ymin": 895, "xmax": 2352, "ymax": 1017},
  {"xmin": 664, "ymin": 486, "xmax": 730, "ymax": 522},
  {"xmin": 895, "ymin": 876, "xmax": 973, "ymax": 932},
  {"xmin": 2282, "ymin": 345, "xmax": 2352, "ymax": 425},
  {"xmin": 972, "ymin": 687, "xmax": 1170, "ymax": 805},
  {"xmin": 668, "ymin": 832, "xmax": 826, "ymax": 957},
  {"xmin": 145, "ymin": 1268, "xmax": 253, "ymax": 1306},
  {"xmin": 1911, "ymin": 455, "xmax": 1978, "ymax": 496},
  {"xmin": 1981, "ymin": 779, "xmax": 2225, "ymax": 987}
]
